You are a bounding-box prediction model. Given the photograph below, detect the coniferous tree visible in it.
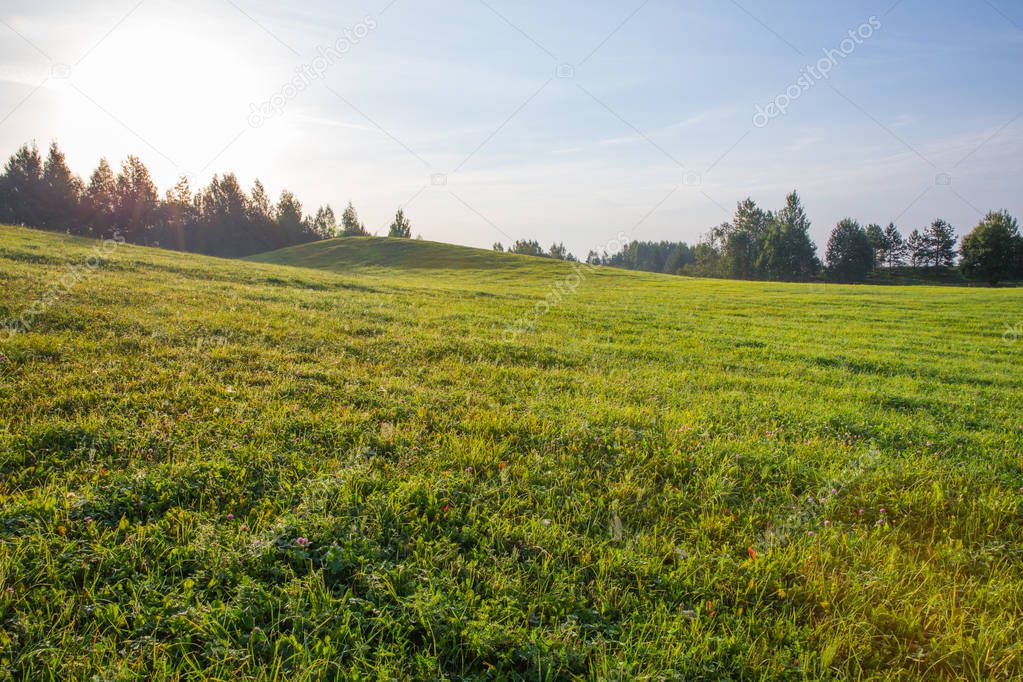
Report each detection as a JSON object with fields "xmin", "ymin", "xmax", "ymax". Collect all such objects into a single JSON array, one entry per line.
[
  {"xmin": 604, "ymin": 241, "xmax": 694, "ymax": 273},
  {"xmin": 719, "ymin": 198, "xmax": 772, "ymax": 279},
  {"xmin": 40, "ymin": 142, "xmax": 83, "ymax": 232},
  {"xmin": 312, "ymin": 205, "xmax": 338, "ymax": 239},
  {"xmin": 0, "ymin": 143, "xmax": 45, "ymax": 226},
  {"xmin": 275, "ymin": 190, "xmax": 308, "ymax": 245},
  {"xmin": 158, "ymin": 175, "xmax": 194, "ymax": 250},
  {"xmin": 247, "ymin": 180, "xmax": 275, "ymax": 247},
  {"xmin": 755, "ymin": 191, "xmax": 818, "ymax": 281},
  {"xmin": 883, "ymin": 223, "xmax": 907, "ymax": 268},
  {"xmin": 82, "ymin": 158, "xmax": 118, "ymax": 236},
  {"xmin": 865, "ymin": 223, "xmax": 886, "ymax": 270},
  {"xmin": 114, "ymin": 155, "xmax": 159, "ymax": 243},
  {"xmin": 341, "ymin": 202, "xmax": 368, "ymax": 236},
  {"xmin": 548, "ymin": 242, "xmax": 575, "ymax": 261},
  {"xmin": 924, "ymin": 219, "xmax": 957, "ymax": 270},
  {"xmin": 388, "ymin": 208, "xmax": 412, "ymax": 238},
  {"xmin": 907, "ymin": 229, "xmax": 927, "ymax": 268},
  {"xmin": 196, "ymin": 173, "xmax": 254, "ymax": 256},
  {"xmin": 510, "ymin": 240, "xmax": 545, "ymax": 257}
]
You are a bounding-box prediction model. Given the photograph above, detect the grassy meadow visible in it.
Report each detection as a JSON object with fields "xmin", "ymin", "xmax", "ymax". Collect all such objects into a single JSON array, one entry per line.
[{"xmin": 1, "ymin": 224, "xmax": 1022, "ymax": 680}]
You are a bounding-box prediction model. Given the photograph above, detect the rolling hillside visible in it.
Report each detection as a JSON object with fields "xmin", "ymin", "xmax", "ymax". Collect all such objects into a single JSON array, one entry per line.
[
  {"xmin": 1, "ymin": 225, "xmax": 1022, "ymax": 680},
  {"xmin": 248, "ymin": 236, "xmax": 547, "ymax": 272}
]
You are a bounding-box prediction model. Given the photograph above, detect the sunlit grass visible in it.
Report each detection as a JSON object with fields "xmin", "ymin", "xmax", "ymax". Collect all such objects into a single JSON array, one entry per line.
[{"xmin": 1, "ymin": 225, "xmax": 1021, "ymax": 679}]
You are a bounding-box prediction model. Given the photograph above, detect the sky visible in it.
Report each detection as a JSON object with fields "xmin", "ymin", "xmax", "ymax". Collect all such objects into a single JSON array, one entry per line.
[{"xmin": 1, "ymin": 0, "xmax": 1021, "ymax": 256}]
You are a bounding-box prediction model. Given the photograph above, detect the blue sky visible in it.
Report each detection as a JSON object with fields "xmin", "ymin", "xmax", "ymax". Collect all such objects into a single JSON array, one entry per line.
[{"xmin": 1, "ymin": 0, "xmax": 1021, "ymax": 254}]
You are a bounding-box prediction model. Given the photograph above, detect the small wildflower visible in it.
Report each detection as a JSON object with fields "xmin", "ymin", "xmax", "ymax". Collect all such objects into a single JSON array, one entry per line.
[
  {"xmin": 227, "ymin": 513, "xmax": 235, "ymax": 520},
  {"xmin": 747, "ymin": 546, "xmax": 757, "ymax": 560},
  {"xmin": 443, "ymin": 505, "xmax": 450, "ymax": 513},
  {"xmin": 755, "ymin": 496, "xmax": 762, "ymax": 503},
  {"xmin": 823, "ymin": 520, "xmax": 830, "ymax": 526},
  {"xmin": 240, "ymin": 524, "xmax": 248, "ymax": 532},
  {"xmin": 295, "ymin": 537, "xmax": 310, "ymax": 547},
  {"xmin": 84, "ymin": 516, "xmax": 93, "ymax": 524},
  {"xmin": 253, "ymin": 539, "xmax": 260, "ymax": 546},
  {"xmin": 807, "ymin": 530, "xmax": 814, "ymax": 537},
  {"xmin": 879, "ymin": 508, "xmax": 887, "ymax": 515},
  {"xmin": 858, "ymin": 509, "xmax": 864, "ymax": 515}
]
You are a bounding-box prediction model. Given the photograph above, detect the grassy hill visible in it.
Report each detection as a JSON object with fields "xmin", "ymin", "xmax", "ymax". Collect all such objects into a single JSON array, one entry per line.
[
  {"xmin": 1, "ymin": 224, "xmax": 1022, "ymax": 679},
  {"xmin": 248, "ymin": 236, "xmax": 548, "ymax": 272}
]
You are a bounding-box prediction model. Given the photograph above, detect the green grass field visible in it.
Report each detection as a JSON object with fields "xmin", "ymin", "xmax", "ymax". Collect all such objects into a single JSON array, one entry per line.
[{"xmin": 1, "ymin": 224, "xmax": 1022, "ymax": 680}]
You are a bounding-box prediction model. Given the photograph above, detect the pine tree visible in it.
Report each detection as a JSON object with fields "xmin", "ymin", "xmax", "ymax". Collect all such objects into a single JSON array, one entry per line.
[
  {"xmin": 247, "ymin": 180, "xmax": 274, "ymax": 246},
  {"xmin": 194, "ymin": 173, "xmax": 252, "ymax": 256},
  {"xmin": 114, "ymin": 155, "xmax": 159, "ymax": 243},
  {"xmin": 907, "ymin": 229, "xmax": 927, "ymax": 268},
  {"xmin": 83, "ymin": 158, "xmax": 118, "ymax": 236},
  {"xmin": 755, "ymin": 191, "xmax": 818, "ymax": 281},
  {"xmin": 341, "ymin": 202, "xmax": 368, "ymax": 236},
  {"xmin": 312, "ymin": 205, "xmax": 338, "ymax": 238},
  {"xmin": 548, "ymin": 242, "xmax": 575, "ymax": 261},
  {"xmin": 388, "ymin": 208, "xmax": 412, "ymax": 238},
  {"xmin": 0, "ymin": 143, "xmax": 45, "ymax": 226},
  {"xmin": 275, "ymin": 190, "xmax": 308, "ymax": 245},
  {"xmin": 883, "ymin": 223, "xmax": 907, "ymax": 268},
  {"xmin": 925, "ymin": 219, "xmax": 957, "ymax": 270},
  {"xmin": 40, "ymin": 142, "xmax": 83, "ymax": 232},
  {"xmin": 158, "ymin": 175, "xmax": 194, "ymax": 250},
  {"xmin": 865, "ymin": 223, "xmax": 886, "ymax": 270}
]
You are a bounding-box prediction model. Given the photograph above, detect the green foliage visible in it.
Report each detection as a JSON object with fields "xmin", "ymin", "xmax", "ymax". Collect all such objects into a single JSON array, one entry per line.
[
  {"xmin": 718, "ymin": 198, "xmax": 773, "ymax": 279},
  {"xmin": 113, "ymin": 155, "xmax": 159, "ymax": 242},
  {"xmin": 865, "ymin": 223, "xmax": 886, "ymax": 270},
  {"xmin": 926, "ymin": 219, "xmax": 958, "ymax": 270},
  {"xmin": 387, "ymin": 208, "xmax": 412, "ymax": 239},
  {"xmin": 509, "ymin": 239, "xmax": 545, "ymax": 257},
  {"xmin": 83, "ymin": 158, "xmax": 117, "ymax": 237},
  {"xmin": 341, "ymin": 202, "xmax": 368, "ymax": 237},
  {"xmin": 311, "ymin": 205, "xmax": 338, "ymax": 239},
  {"xmin": 598, "ymin": 240, "xmax": 695, "ymax": 274},
  {"xmin": 826, "ymin": 218, "xmax": 874, "ymax": 282},
  {"xmin": 2, "ymin": 226, "xmax": 1021, "ymax": 678},
  {"xmin": 0, "ymin": 143, "xmax": 45, "ymax": 227},
  {"xmin": 960, "ymin": 210, "xmax": 1020, "ymax": 285},
  {"xmin": 40, "ymin": 142, "xmax": 83, "ymax": 232},
  {"xmin": 883, "ymin": 223, "xmax": 908, "ymax": 268},
  {"xmin": 753, "ymin": 193, "xmax": 818, "ymax": 281},
  {"xmin": 0, "ymin": 141, "xmax": 323, "ymax": 257}
]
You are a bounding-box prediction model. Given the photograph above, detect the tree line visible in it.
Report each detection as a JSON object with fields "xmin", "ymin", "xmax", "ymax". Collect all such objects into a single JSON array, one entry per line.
[
  {"xmin": 491, "ymin": 240, "xmax": 576, "ymax": 261},
  {"xmin": 3, "ymin": 141, "xmax": 1018, "ymax": 284},
  {"xmin": 0, "ymin": 141, "xmax": 416, "ymax": 257},
  {"xmin": 507, "ymin": 191, "xmax": 1021, "ymax": 286}
]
